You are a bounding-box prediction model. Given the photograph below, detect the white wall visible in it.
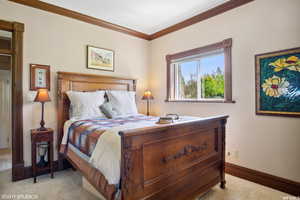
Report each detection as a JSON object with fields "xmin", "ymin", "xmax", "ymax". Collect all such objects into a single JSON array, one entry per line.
[
  {"xmin": 0, "ymin": 0, "xmax": 150, "ymax": 166},
  {"xmin": 0, "ymin": 70, "xmax": 11, "ymax": 149},
  {"xmin": 149, "ymin": 0, "xmax": 300, "ymax": 182}
]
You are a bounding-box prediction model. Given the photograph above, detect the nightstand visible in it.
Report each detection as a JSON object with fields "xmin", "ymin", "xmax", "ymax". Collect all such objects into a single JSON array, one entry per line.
[{"xmin": 31, "ymin": 128, "xmax": 54, "ymax": 183}]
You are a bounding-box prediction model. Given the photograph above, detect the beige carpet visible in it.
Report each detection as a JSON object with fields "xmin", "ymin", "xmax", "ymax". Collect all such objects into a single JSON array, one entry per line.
[{"xmin": 0, "ymin": 169, "xmax": 291, "ymax": 200}]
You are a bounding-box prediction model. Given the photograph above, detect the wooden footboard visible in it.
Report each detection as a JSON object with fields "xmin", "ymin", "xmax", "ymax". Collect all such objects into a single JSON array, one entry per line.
[{"xmin": 119, "ymin": 116, "xmax": 228, "ymax": 200}]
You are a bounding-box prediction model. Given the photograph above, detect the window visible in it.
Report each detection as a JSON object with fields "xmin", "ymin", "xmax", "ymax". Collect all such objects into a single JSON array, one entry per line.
[{"xmin": 166, "ymin": 38, "xmax": 234, "ymax": 103}]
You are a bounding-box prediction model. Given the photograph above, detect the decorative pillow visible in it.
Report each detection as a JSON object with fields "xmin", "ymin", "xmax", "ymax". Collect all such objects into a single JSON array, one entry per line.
[
  {"xmin": 66, "ymin": 90, "xmax": 106, "ymax": 119},
  {"xmin": 106, "ymin": 90, "xmax": 138, "ymax": 116},
  {"xmin": 100, "ymin": 102, "xmax": 120, "ymax": 119}
]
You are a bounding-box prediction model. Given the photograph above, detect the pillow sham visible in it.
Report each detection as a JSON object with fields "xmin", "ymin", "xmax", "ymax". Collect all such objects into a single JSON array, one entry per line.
[
  {"xmin": 106, "ymin": 90, "xmax": 138, "ymax": 116},
  {"xmin": 66, "ymin": 90, "xmax": 106, "ymax": 119}
]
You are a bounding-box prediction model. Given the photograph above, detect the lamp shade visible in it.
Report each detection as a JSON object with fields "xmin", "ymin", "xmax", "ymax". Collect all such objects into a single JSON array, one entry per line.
[
  {"xmin": 142, "ymin": 90, "xmax": 154, "ymax": 100},
  {"xmin": 34, "ymin": 89, "xmax": 51, "ymax": 102}
]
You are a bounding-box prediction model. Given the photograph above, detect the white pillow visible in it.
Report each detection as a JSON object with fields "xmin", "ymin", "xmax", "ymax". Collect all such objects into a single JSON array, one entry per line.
[
  {"xmin": 66, "ymin": 91, "xmax": 106, "ymax": 119},
  {"xmin": 107, "ymin": 90, "xmax": 138, "ymax": 116}
]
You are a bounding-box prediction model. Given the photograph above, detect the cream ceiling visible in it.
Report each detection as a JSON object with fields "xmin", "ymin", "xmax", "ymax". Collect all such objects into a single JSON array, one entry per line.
[{"xmin": 40, "ymin": 0, "xmax": 229, "ymax": 34}]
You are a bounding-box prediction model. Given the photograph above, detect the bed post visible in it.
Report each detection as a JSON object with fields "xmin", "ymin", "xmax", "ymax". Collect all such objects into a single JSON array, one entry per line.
[{"xmin": 57, "ymin": 76, "xmax": 64, "ymax": 170}]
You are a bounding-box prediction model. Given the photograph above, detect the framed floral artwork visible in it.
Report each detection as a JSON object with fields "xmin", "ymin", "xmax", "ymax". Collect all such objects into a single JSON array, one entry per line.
[
  {"xmin": 30, "ymin": 64, "xmax": 50, "ymax": 91},
  {"xmin": 87, "ymin": 45, "xmax": 114, "ymax": 71},
  {"xmin": 255, "ymin": 47, "xmax": 300, "ymax": 117}
]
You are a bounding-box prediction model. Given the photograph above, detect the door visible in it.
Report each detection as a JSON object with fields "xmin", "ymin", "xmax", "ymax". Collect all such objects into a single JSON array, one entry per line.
[{"xmin": 0, "ymin": 69, "xmax": 11, "ymax": 149}]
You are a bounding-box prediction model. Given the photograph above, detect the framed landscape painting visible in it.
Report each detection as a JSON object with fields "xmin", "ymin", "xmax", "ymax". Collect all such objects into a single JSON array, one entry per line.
[
  {"xmin": 87, "ymin": 45, "xmax": 114, "ymax": 71},
  {"xmin": 255, "ymin": 47, "xmax": 300, "ymax": 117}
]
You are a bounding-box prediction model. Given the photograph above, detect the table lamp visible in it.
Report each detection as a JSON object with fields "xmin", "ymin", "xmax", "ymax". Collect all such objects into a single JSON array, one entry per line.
[
  {"xmin": 34, "ymin": 89, "xmax": 51, "ymax": 131},
  {"xmin": 142, "ymin": 90, "xmax": 154, "ymax": 116}
]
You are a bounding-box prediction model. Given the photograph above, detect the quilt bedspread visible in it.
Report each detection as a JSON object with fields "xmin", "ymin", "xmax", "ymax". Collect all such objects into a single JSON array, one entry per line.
[{"xmin": 60, "ymin": 114, "xmax": 157, "ymax": 157}]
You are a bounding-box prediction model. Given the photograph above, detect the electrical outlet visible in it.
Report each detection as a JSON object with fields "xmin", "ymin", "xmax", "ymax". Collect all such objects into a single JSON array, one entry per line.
[
  {"xmin": 226, "ymin": 150, "xmax": 239, "ymax": 162},
  {"xmin": 225, "ymin": 151, "xmax": 232, "ymax": 160},
  {"xmin": 225, "ymin": 151, "xmax": 233, "ymax": 162}
]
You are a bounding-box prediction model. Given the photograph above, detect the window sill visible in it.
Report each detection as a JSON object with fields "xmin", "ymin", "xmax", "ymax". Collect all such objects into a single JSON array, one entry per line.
[{"xmin": 165, "ymin": 99, "xmax": 236, "ymax": 103}]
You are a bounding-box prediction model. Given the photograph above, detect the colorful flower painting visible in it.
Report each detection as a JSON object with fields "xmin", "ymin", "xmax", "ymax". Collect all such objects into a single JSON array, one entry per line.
[
  {"xmin": 269, "ymin": 56, "xmax": 300, "ymax": 72},
  {"xmin": 255, "ymin": 47, "xmax": 300, "ymax": 117},
  {"xmin": 262, "ymin": 76, "xmax": 289, "ymax": 98}
]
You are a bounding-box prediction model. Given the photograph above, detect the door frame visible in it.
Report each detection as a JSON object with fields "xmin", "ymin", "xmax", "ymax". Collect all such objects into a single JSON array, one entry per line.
[{"xmin": 0, "ymin": 19, "xmax": 24, "ymax": 181}]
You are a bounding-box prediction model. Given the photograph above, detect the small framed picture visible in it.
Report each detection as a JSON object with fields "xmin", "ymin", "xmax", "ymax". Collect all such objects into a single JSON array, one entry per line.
[
  {"xmin": 30, "ymin": 64, "xmax": 50, "ymax": 91},
  {"xmin": 255, "ymin": 47, "xmax": 300, "ymax": 117},
  {"xmin": 87, "ymin": 45, "xmax": 114, "ymax": 71}
]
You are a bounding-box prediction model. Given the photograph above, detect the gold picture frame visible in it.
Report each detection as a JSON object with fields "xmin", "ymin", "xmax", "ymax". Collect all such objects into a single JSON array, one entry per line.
[{"xmin": 87, "ymin": 45, "xmax": 114, "ymax": 71}]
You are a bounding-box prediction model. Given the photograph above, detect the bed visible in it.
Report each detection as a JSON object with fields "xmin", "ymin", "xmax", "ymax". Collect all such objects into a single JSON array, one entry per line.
[{"xmin": 57, "ymin": 71, "xmax": 228, "ymax": 200}]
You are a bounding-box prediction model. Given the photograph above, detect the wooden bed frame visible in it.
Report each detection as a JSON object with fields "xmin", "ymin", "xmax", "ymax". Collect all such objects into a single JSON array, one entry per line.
[{"xmin": 57, "ymin": 71, "xmax": 228, "ymax": 200}]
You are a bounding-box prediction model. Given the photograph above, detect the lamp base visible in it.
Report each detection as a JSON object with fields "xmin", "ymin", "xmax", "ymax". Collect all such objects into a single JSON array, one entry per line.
[
  {"xmin": 37, "ymin": 127, "xmax": 47, "ymax": 131},
  {"xmin": 38, "ymin": 102, "xmax": 47, "ymax": 131}
]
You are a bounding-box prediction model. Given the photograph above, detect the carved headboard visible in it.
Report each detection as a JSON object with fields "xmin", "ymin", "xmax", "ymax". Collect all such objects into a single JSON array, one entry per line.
[{"xmin": 57, "ymin": 71, "xmax": 136, "ymax": 149}]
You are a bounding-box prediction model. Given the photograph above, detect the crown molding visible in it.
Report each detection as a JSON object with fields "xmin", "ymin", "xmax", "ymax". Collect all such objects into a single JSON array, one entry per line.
[{"xmin": 8, "ymin": 0, "xmax": 254, "ymax": 41}]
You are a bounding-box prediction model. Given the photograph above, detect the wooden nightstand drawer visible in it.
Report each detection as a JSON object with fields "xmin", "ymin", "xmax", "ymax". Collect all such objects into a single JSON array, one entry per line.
[{"xmin": 31, "ymin": 129, "xmax": 53, "ymax": 142}]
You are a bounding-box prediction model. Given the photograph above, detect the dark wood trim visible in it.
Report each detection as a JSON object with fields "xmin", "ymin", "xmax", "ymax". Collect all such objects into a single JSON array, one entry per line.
[
  {"xmin": 7, "ymin": 0, "xmax": 254, "ymax": 41},
  {"xmin": 8, "ymin": 0, "xmax": 150, "ymax": 40},
  {"xmin": 225, "ymin": 162, "xmax": 300, "ymax": 196},
  {"xmin": 166, "ymin": 38, "xmax": 233, "ymax": 103},
  {"xmin": 0, "ymin": 20, "xmax": 25, "ymax": 181},
  {"xmin": 11, "ymin": 22, "xmax": 25, "ymax": 181},
  {"xmin": 167, "ymin": 38, "xmax": 232, "ymax": 61},
  {"xmin": 150, "ymin": 0, "xmax": 254, "ymax": 40}
]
